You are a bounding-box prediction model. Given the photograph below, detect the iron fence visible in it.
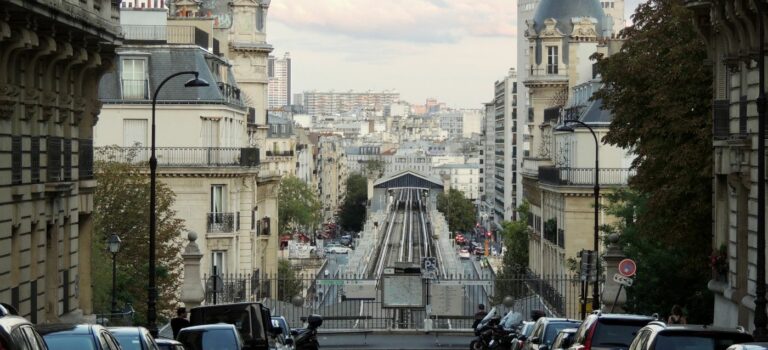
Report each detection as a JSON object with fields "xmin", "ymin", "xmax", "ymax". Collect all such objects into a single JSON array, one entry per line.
[
  {"xmin": 539, "ymin": 166, "xmax": 635, "ymax": 186},
  {"xmin": 94, "ymin": 146, "xmax": 260, "ymax": 167},
  {"xmin": 198, "ymin": 272, "xmax": 582, "ymax": 330}
]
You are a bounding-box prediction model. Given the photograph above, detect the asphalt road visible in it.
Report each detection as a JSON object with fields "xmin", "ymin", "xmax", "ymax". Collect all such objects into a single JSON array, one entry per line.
[{"xmin": 318, "ymin": 333, "xmax": 475, "ymax": 350}]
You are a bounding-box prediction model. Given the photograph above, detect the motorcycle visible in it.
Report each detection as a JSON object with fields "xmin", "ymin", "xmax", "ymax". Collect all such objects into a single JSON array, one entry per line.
[
  {"xmin": 292, "ymin": 314, "xmax": 323, "ymax": 350},
  {"xmin": 470, "ymin": 308, "xmax": 523, "ymax": 350}
]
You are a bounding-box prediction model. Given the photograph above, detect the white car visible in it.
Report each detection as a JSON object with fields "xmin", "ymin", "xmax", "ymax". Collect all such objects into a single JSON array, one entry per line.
[
  {"xmin": 325, "ymin": 245, "xmax": 352, "ymax": 254},
  {"xmin": 458, "ymin": 248, "xmax": 471, "ymax": 259}
]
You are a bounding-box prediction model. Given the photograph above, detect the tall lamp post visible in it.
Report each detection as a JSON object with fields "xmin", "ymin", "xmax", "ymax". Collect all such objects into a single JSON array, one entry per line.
[
  {"xmin": 555, "ymin": 119, "xmax": 600, "ymax": 311},
  {"xmin": 753, "ymin": 1, "xmax": 767, "ymax": 341},
  {"xmin": 148, "ymin": 71, "xmax": 209, "ymax": 337},
  {"xmin": 107, "ymin": 233, "xmax": 121, "ymax": 313}
]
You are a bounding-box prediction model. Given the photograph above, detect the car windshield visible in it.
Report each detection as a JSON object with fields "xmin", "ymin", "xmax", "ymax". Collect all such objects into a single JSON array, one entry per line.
[
  {"xmin": 179, "ymin": 329, "xmax": 239, "ymax": 350},
  {"xmin": 592, "ymin": 320, "xmax": 651, "ymax": 347},
  {"xmin": 43, "ymin": 335, "xmax": 97, "ymax": 350},
  {"xmin": 544, "ymin": 323, "xmax": 580, "ymax": 344},
  {"xmin": 114, "ymin": 333, "xmax": 144, "ymax": 350},
  {"xmin": 653, "ymin": 333, "xmax": 753, "ymax": 350}
]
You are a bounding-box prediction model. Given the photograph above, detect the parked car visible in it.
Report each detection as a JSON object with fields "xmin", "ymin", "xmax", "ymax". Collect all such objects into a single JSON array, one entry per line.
[
  {"xmin": 270, "ymin": 316, "xmax": 293, "ymax": 350},
  {"xmin": 551, "ymin": 328, "xmax": 578, "ymax": 350},
  {"xmin": 629, "ymin": 322, "xmax": 753, "ymax": 350},
  {"xmin": 455, "ymin": 234, "xmax": 466, "ymax": 244},
  {"xmin": 189, "ymin": 302, "xmax": 277, "ymax": 350},
  {"xmin": 156, "ymin": 338, "xmax": 185, "ymax": 350},
  {"xmin": 325, "ymin": 244, "xmax": 351, "ymax": 254},
  {"xmin": 109, "ymin": 326, "xmax": 159, "ymax": 350},
  {"xmin": 511, "ymin": 321, "xmax": 535, "ymax": 350},
  {"xmin": 0, "ymin": 305, "xmax": 48, "ymax": 350},
  {"xmin": 459, "ymin": 248, "xmax": 471, "ymax": 259},
  {"xmin": 473, "ymin": 246, "xmax": 485, "ymax": 256},
  {"xmin": 524, "ymin": 317, "xmax": 581, "ymax": 350},
  {"xmin": 177, "ymin": 324, "xmax": 243, "ymax": 350},
  {"xmin": 37, "ymin": 324, "xmax": 121, "ymax": 350},
  {"xmin": 727, "ymin": 343, "xmax": 768, "ymax": 350},
  {"xmin": 568, "ymin": 312, "xmax": 656, "ymax": 350}
]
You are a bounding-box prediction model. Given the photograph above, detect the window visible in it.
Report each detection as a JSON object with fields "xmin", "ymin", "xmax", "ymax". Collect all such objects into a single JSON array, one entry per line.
[
  {"xmin": 123, "ymin": 119, "xmax": 148, "ymax": 147},
  {"xmin": 211, "ymin": 251, "xmax": 226, "ymax": 275},
  {"xmin": 121, "ymin": 58, "xmax": 147, "ymax": 99},
  {"xmin": 211, "ymin": 185, "xmax": 226, "ymax": 214},
  {"xmin": 547, "ymin": 46, "xmax": 559, "ymax": 74}
]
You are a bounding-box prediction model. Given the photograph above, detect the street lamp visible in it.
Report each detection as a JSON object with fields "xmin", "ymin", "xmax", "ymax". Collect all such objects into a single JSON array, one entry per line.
[
  {"xmin": 555, "ymin": 119, "xmax": 600, "ymax": 312},
  {"xmin": 753, "ymin": 1, "xmax": 767, "ymax": 341},
  {"xmin": 107, "ymin": 233, "xmax": 121, "ymax": 313},
  {"xmin": 148, "ymin": 71, "xmax": 209, "ymax": 337}
]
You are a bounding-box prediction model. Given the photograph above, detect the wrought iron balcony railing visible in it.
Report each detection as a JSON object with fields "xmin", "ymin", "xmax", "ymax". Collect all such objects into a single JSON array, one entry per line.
[
  {"xmin": 122, "ymin": 25, "xmax": 208, "ymax": 48},
  {"xmin": 538, "ymin": 166, "xmax": 635, "ymax": 186},
  {"xmin": 207, "ymin": 212, "xmax": 235, "ymax": 233},
  {"xmin": 95, "ymin": 146, "xmax": 260, "ymax": 167}
]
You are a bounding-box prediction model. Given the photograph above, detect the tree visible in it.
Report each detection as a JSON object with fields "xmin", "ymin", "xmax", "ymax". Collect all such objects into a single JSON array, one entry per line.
[
  {"xmin": 436, "ymin": 188, "xmax": 476, "ymax": 233},
  {"xmin": 492, "ymin": 203, "xmax": 532, "ymax": 304},
  {"xmin": 92, "ymin": 147, "xmax": 185, "ymax": 324},
  {"xmin": 277, "ymin": 259, "xmax": 305, "ymax": 303},
  {"xmin": 337, "ymin": 174, "xmax": 368, "ymax": 232},
  {"xmin": 278, "ymin": 176, "xmax": 321, "ymax": 234},
  {"xmin": 592, "ymin": 0, "xmax": 713, "ymax": 322},
  {"xmin": 363, "ymin": 159, "xmax": 385, "ymax": 179}
]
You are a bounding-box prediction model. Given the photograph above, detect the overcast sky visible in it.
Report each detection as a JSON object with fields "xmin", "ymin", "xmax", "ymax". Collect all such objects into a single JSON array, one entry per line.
[{"xmin": 268, "ymin": 0, "xmax": 643, "ymax": 109}]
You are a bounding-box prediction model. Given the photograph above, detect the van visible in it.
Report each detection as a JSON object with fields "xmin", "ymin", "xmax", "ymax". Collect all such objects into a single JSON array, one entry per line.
[{"xmin": 189, "ymin": 302, "xmax": 277, "ymax": 350}]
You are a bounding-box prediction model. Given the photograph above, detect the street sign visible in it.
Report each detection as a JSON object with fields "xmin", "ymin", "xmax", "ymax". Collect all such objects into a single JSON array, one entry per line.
[
  {"xmin": 421, "ymin": 257, "xmax": 438, "ymax": 279},
  {"xmin": 618, "ymin": 259, "xmax": 637, "ymax": 277},
  {"xmin": 613, "ymin": 273, "xmax": 634, "ymax": 287},
  {"xmin": 317, "ymin": 279, "xmax": 344, "ymax": 286}
]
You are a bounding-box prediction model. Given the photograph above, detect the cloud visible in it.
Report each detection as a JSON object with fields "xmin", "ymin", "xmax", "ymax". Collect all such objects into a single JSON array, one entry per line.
[{"xmin": 269, "ymin": 0, "xmax": 516, "ymax": 44}]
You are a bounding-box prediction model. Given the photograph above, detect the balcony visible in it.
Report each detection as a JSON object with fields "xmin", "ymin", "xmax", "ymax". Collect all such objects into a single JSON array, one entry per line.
[
  {"xmin": 538, "ymin": 167, "xmax": 636, "ymax": 186},
  {"xmin": 95, "ymin": 147, "xmax": 260, "ymax": 167},
  {"xmin": 122, "ymin": 25, "xmax": 209, "ymax": 48},
  {"xmin": 521, "ymin": 157, "xmax": 552, "ymax": 176},
  {"xmin": 217, "ymin": 82, "xmax": 243, "ymax": 106},
  {"xmin": 207, "ymin": 212, "xmax": 236, "ymax": 233}
]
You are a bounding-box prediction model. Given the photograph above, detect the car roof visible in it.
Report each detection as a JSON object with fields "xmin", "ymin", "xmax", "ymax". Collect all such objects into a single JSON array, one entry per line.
[
  {"xmin": 155, "ymin": 338, "xmax": 183, "ymax": 345},
  {"xmin": 728, "ymin": 343, "xmax": 768, "ymax": 350},
  {"xmin": 593, "ymin": 312, "xmax": 656, "ymax": 321},
  {"xmin": 36, "ymin": 323, "xmax": 99, "ymax": 335},
  {"xmin": 541, "ymin": 318, "xmax": 581, "ymax": 323},
  {"xmin": 0, "ymin": 315, "xmax": 32, "ymax": 333},
  {"xmin": 653, "ymin": 323, "xmax": 751, "ymax": 334},
  {"xmin": 108, "ymin": 327, "xmax": 148, "ymax": 335},
  {"xmin": 179, "ymin": 323, "xmax": 238, "ymax": 331}
]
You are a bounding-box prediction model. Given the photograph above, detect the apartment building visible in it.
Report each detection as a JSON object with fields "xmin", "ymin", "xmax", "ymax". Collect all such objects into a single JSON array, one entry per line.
[
  {"xmin": 267, "ymin": 52, "xmax": 291, "ymax": 110},
  {"xmin": 303, "ymin": 90, "xmax": 400, "ymax": 116},
  {"xmin": 315, "ymin": 135, "xmax": 349, "ymax": 222},
  {"xmin": 0, "ymin": 0, "xmax": 121, "ymax": 323},
  {"xmin": 492, "ymin": 70, "xmax": 519, "ymax": 227}
]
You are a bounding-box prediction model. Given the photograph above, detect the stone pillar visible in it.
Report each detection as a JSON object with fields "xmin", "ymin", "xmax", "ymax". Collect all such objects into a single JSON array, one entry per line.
[
  {"xmin": 367, "ymin": 177, "xmax": 374, "ymax": 202},
  {"xmin": 181, "ymin": 232, "xmax": 205, "ymax": 309},
  {"xmin": 601, "ymin": 233, "xmax": 628, "ymax": 313}
]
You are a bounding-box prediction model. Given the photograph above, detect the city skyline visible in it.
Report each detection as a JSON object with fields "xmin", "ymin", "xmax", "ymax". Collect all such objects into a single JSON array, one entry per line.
[{"xmin": 269, "ymin": 0, "xmax": 643, "ymax": 109}]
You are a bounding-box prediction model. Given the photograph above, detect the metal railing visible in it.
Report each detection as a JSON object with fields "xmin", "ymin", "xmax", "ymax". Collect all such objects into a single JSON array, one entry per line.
[
  {"xmin": 207, "ymin": 212, "xmax": 236, "ymax": 233},
  {"xmin": 122, "ymin": 25, "xmax": 209, "ymax": 48},
  {"xmin": 94, "ymin": 146, "xmax": 260, "ymax": 167},
  {"xmin": 266, "ymin": 150, "xmax": 294, "ymax": 157},
  {"xmin": 538, "ymin": 167, "xmax": 635, "ymax": 186},
  {"xmin": 200, "ymin": 272, "xmax": 582, "ymax": 329}
]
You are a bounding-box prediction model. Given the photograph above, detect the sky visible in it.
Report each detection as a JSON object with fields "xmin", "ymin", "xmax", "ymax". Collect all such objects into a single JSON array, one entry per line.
[{"xmin": 268, "ymin": 0, "xmax": 643, "ymax": 109}]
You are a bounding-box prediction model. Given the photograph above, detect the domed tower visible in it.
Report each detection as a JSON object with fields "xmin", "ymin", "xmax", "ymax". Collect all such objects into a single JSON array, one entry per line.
[{"xmin": 522, "ymin": 0, "xmax": 606, "ymax": 163}]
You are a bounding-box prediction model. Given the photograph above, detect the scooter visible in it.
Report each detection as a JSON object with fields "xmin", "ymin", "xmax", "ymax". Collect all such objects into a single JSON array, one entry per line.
[
  {"xmin": 292, "ymin": 314, "xmax": 323, "ymax": 350},
  {"xmin": 470, "ymin": 308, "xmax": 522, "ymax": 350}
]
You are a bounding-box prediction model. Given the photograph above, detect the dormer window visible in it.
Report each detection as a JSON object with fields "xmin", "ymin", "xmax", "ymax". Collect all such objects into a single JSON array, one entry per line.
[
  {"xmin": 121, "ymin": 58, "xmax": 148, "ymax": 99},
  {"xmin": 547, "ymin": 46, "xmax": 559, "ymax": 75}
]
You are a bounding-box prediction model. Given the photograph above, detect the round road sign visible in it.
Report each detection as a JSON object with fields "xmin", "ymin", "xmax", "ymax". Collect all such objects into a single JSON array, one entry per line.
[{"xmin": 618, "ymin": 259, "xmax": 637, "ymax": 277}]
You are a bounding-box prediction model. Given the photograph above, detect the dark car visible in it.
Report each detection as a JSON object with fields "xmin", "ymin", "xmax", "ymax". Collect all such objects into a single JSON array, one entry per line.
[
  {"xmin": 568, "ymin": 312, "xmax": 656, "ymax": 350},
  {"xmin": 109, "ymin": 326, "xmax": 159, "ymax": 350},
  {"xmin": 37, "ymin": 324, "xmax": 121, "ymax": 350},
  {"xmin": 524, "ymin": 317, "xmax": 581, "ymax": 350},
  {"xmin": 512, "ymin": 321, "xmax": 536, "ymax": 350},
  {"xmin": 270, "ymin": 316, "xmax": 293, "ymax": 350},
  {"xmin": 177, "ymin": 324, "xmax": 242, "ymax": 350},
  {"xmin": 189, "ymin": 302, "xmax": 276, "ymax": 350},
  {"xmin": 155, "ymin": 338, "xmax": 185, "ymax": 350},
  {"xmin": 629, "ymin": 322, "xmax": 753, "ymax": 350},
  {"xmin": 551, "ymin": 328, "xmax": 578, "ymax": 350},
  {"xmin": 0, "ymin": 305, "xmax": 48, "ymax": 350}
]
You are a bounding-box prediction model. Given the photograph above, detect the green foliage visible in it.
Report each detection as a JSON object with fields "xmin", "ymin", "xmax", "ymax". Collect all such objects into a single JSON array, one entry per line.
[
  {"xmin": 93, "ymin": 147, "xmax": 184, "ymax": 324},
  {"xmin": 592, "ymin": 0, "xmax": 713, "ymax": 322},
  {"xmin": 277, "ymin": 259, "xmax": 304, "ymax": 303},
  {"xmin": 278, "ymin": 176, "xmax": 321, "ymax": 234},
  {"xmin": 492, "ymin": 203, "xmax": 532, "ymax": 304},
  {"xmin": 338, "ymin": 174, "xmax": 368, "ymax": 232},
  {"xmin": 363, "ymin": 159, "xmax": 385, "ymax": 179},
  {"xmin": 603, "ymin": 190, "xmax": 712, "ymax": 323},
  {"xmin": 436, "ymin": 188, "xmax": 476, "ymax": 233}
]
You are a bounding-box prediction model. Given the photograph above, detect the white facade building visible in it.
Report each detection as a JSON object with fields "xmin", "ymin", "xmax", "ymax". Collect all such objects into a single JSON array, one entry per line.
[
  {"xmin": 303, "ymin": 90, "xmax": 400, "ymax": 116},
  {"xmin": 268, "ymin": 52, "xmax": 291, "ymax": 110}
]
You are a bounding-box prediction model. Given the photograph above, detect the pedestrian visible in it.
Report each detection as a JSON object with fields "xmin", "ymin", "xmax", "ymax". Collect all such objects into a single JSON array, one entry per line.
[
  {"xmin": 171, "ymin": 307, "xmax": 191, "ymax": 339},
  {"xmin": 471, "ymin": 304, "xmax": 487, "ymax": 333},
  {"xmin": 667, "ymin": 305, "xmax": 687, "ymax": 324}
]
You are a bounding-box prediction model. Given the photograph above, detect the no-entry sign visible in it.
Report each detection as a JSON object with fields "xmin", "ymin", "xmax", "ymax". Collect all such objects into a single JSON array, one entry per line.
[{"xmin": 618, "ymin": 259, "xmax": 637, "ymax": 277}]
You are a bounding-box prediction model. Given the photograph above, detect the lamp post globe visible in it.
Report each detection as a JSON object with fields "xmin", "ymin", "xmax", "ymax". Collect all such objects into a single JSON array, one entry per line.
[
  {"xmin": 107, "ymin": 233, "xmax": 121, "ymax": 313},
  {"xmin": 147, "ymin": 71, "xmax": 209, "ymax": 337}
]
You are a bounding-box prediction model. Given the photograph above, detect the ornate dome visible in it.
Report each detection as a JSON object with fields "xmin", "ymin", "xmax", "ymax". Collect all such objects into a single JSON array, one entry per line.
[{"xmin": 532, "ymin": 0, "xmax": 606, "ymax": 37}]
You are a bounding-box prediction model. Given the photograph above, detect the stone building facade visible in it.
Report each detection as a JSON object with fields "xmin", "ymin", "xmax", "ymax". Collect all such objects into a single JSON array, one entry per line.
[{"xmin": 0, "ymin": 0, "xmax": 121, "ymax": 323}]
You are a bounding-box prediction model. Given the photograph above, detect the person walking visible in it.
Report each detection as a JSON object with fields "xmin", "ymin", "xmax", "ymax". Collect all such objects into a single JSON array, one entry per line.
[
  {"xmin": 171, "ymin": 307, "xmax": 191, "ymax": 339},
  {"xmin": 471, "ymin": 304, "xmax": 488, "ymax": 334},
  {"xmin": 667, "ymin": 305, "xmax": 687, "ymax": 324}
]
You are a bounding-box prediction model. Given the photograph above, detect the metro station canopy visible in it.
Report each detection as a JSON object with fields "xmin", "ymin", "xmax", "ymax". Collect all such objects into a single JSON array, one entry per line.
[{"xmin": 373, "ymin": 170, "xmax": 443, "ymax": 190}]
